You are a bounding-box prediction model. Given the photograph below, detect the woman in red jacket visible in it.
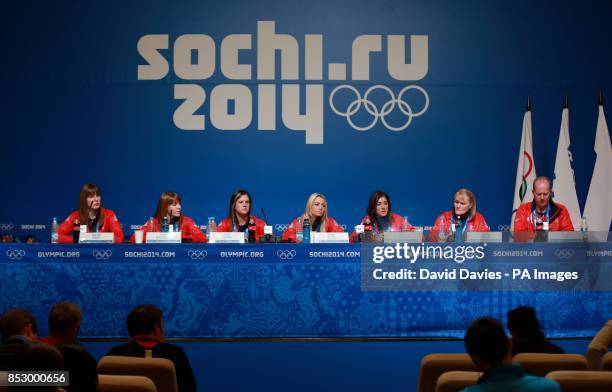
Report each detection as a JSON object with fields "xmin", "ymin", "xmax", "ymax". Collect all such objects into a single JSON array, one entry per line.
[
  {"xmin": 350, "ymin": 190, "xmax": 416, "ymax": 242},
  {"xmin": 282, "ymin": 192, "xmax": 344, "ymax": 242},
  {"xmin": 58, "ymin": 183, "xmax": 124, "ymax": 243},
  {"xmin": 217, "ymin": 189, "xmax": 266, "ymax": 242},
  {"xmin": 429, "ymin": 188, "xmax": 490, "ymax": 242},
  {"xmin": 133, "ymin": 192, "xmax": 206, "ymax": 243}
]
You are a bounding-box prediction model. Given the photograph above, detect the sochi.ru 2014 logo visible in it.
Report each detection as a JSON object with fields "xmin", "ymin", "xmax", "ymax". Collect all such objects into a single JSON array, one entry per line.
[
  {"xmin": 137, "ymin": 21, "xmax": 429, "ymax": 144},
  {"xmin": 187, "ymin": 249, "xmax": 208, "ymax": 259},
  {"xmin": 276, "ymin": 249, "xmax": 297, "ymax": 260},
  {"xmin": 6, "ymin": 249, "xmax": 26, "ymax": 260},
  {"xmin": 92, "ymin": 249, "xmax": 112, "ymax": 260}
]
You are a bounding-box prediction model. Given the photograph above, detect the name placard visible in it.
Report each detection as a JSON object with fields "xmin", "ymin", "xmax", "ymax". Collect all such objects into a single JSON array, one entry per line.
[
  {"xmin": 311, "ymin": 232, "xmax": 349, "ymax": 244},
  {"xmin": 79, "ymin": 232, "xmax": 114, "ymax": 244},
  {"xmin": 547, "ymin": 231, "xmax": 584, "ymax": 242},
  {"xmin": 383, "ymin": 231, "xmax": 423, "ymax": 243},
  {"xmin": 209, "ymin": 232, "xmax": 245, "ymax": 244},
  {"xmin": 146, "ymin": 232, "xmax": 181, "ymax": 244},
  {"xmin": 466, "ymin": 231, "xmax": 503, "ymax": 243}
]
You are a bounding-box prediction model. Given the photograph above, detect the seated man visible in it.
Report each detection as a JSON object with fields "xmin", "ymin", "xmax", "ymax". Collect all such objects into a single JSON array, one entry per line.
[
  {"xmin": 513, "ymin": 176, "xmax": 574, "ymax": 235},
  {"xmin": 10, "ymin": 342, "xmax": 66, "ymax": 392},
  {"xmin": 107, "ymin": 304, "xmax": 196, "ymax": 392},
  {"xmin": 39, "ymin": 301, "xmax": 98, "ymax": 392},
  {"xmin": 40, "ymin": 301, "xmax": 84, "ymax": 346},
  {"xmin": 507, "ymin": 306, "xmax": 564, "ymax": 355},
  {"xmin": 462, "ymin": 317, "xmax": 560, "ymax": 392},
  {"xmin": 0, "ymin": 308, "xmax": 39, "ymax": 370}
]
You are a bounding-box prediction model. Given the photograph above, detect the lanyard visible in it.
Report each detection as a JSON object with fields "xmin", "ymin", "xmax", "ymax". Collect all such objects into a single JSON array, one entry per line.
[
  {"xmin": 532, "ymin": 204, "xmax": 550, "ymax": 230},
  {"xmin": 450, "ymin": 214, "xmax": 469, "ymax": 237}
]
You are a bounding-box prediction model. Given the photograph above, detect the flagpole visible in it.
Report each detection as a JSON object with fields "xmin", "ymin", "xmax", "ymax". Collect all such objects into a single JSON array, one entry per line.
[{"xmin": 527, "ymin": 95, "xmax": 531, "ymax": 111}]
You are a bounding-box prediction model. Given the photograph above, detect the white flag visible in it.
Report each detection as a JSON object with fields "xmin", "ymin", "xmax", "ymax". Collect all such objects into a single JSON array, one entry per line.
[
  {"xmin": 583, "ymin": 105, "xmax": 612, "ymax": 231},
  {"xmin": 511, "ymin": 108, "xmax": 537, "ymax": 230},
  {"xmin": 552, "ymin": 107, "xmax": 581, "ymax": 230}
]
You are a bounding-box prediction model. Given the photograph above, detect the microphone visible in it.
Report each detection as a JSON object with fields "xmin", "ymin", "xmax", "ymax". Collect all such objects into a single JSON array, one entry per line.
[
  {"xmin": 260, "ymin": 208, "xmax": 269, "ymax": 225},
  {"xmin": 259, "ymin": 208, "xmax": 276, "ymax": 243}
]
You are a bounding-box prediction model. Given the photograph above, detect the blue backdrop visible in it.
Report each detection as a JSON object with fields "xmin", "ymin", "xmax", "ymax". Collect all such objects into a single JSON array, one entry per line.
[{"xmin": 1, "ymin": 0, "xmax": 611, "ymax": 238}]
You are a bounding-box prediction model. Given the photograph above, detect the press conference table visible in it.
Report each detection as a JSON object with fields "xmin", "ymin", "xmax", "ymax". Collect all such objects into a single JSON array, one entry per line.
[{"xmin": 0, "ymin": 242, "xmax": 610, "ymax": 339}]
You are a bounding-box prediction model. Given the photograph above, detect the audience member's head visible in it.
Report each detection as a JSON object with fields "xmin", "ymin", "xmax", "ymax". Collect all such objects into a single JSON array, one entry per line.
[
  {"xmin": 58, "ymin": 343, "xmax": 98, "ymax": 392},
  {"xmin": 0, "ymin": 308, "xmax": 38, "ymax": 342},
  {"xmin": 507, "ymin": 305, "xmax": 545, "ymax": 340},
  {"xmin": 464, "ymin": 317, "xmax": 512, "ymax": 370},
  {"xmin": 48, "ymin": 301, "xmax": 82, "ymax": 343},
  {"xmin": 10, "ymin": 343, "xmax": 64, "ymax": 392},
  {"xmin": 127, "ymin": 304, "xmax": 164, "ymax": 339}
]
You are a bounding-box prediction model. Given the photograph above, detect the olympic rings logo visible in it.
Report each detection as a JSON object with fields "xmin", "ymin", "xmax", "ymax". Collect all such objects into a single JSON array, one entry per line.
[
  {"xmin": 6, "ymin": 249, "xmax": 26, "ymax": 260},
  {"xmin": 329, "ymin": 85, "xmax": 429, "ymax": 131},
  {"xmin": 277, "ymin": 250, "xmax": 297, "ymax": 260},
  {"xmin": 554, "ymin": 249, "xmax": 575, "ymax": 259},
  {"xmin": 498, "ymin": 225, "xmax": 510, "ymax": 232},
  {"xmin": 92, "ymin": 249, "xmax": 112, "ymax": 260},
  {"xmin": 0, "ymin": 223, "xmax": 14, "ymax": 231},
  {"xmin": 187, "ymin": 249, "xmax": 208, "ymax": 259},
  {"xmin": 275, "ymin": 224, "xmax": 289, "ymax": 232}
]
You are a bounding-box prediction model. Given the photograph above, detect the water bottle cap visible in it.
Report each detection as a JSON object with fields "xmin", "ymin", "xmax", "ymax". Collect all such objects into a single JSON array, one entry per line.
[{"xmin": 208, "ymin": 217, "xmax": 215, "ymax": 220}]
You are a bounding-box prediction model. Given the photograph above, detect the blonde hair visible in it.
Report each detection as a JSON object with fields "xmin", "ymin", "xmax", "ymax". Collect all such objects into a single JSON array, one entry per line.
[
  {"xmin": 302, "ymin": 192, "xmax": 329, "ymax": 232},
  {"xmin": 454, "ymin": 188, "xmax": 477, "ymax": 220}
]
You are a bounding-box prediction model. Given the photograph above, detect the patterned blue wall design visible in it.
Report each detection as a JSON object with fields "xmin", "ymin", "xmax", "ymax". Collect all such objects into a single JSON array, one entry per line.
[{"xmin": 1, "ymin": 244, "xmax": 608, "ymax": 338}]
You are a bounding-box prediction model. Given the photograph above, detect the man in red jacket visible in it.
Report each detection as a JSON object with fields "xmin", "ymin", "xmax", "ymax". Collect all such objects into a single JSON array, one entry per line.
[{"xmin": 514, "ymin": 176, "xmax": 575, "ymax": 233}]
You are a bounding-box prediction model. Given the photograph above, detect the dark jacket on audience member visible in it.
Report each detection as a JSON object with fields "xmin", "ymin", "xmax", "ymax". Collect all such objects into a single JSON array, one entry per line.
[
  {"xmin": 0, "ymin": 336, "xmax": 29, "ymax": 370},
  {"xmin": 511, "ymin": 337, "xmax": 565, "ymax": 356},
  {"xmin": 107, "ymin": 338, "xmax": 196, "ymax": 392}
]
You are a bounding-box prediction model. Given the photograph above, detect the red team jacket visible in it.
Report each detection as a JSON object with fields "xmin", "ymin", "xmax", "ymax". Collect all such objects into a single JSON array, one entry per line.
[
  {"xmin": 349, "ymin": 213, "xmax": 416, "ymax": 242},
  {"xmin": 131, "ymin": 216, "xmax": 206, "ymax": 243},
  {"xmin": 428, "ymin": 211, "xmax": 490, "ymax": 242},
  {"xmin": 217, "ymin": 216, "xmax": 267, "ymax": 242},
  {"xmin": 58, "ymin": 209, "xmax": 124, "ymax": 243},
  {"xmin": 281, "ymin": 217, "xmax": 344, "ymax": 242},
  {"xmin": 513, "ymin": 201, "xmax": 574, "ymax": 232}
]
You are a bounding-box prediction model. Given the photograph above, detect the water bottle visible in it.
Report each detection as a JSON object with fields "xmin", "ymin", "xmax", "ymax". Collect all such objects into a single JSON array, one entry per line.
[
  {"xmin": 437, "ymin": 215, "xmax": 448, "ymax": 242},
  {"xmin": 206, "ymin": 217, "xmax": 216, "ymax": 238},
  {"xmin": 161, "ymin": 217, "xmax": 170, "ymax": 233},
  {"xmin": 248, "ymin": 217, "xmax": 256, "ymax": 243},
  {"xmin": 364, "ymin": 216, "xmax": 373, "ymax": 242},
  {"xmin": 51, "ymin": 217, "xmax": 58, "ymax": 244},
  {"xmin": 148, "ymin": 217, "xmax": 155, "ymax": 232},
  {"xmin": 403, "ymin": 216, "xmax": 410, "ymax": 232},
  {"xmin": 296, "ymin": 218, "xmax": 303, "ymax": 243},
  {"xmin": 581, "ymin": 216, "xmax": 588, "ymax": 241},
  {"xmin": 303, "ymin": 217, "xmax": 311, "ymax": 244}
]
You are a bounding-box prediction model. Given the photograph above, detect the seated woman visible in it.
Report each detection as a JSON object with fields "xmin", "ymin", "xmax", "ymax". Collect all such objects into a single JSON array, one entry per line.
[
  {"xmin": 350, "ymin": 190, "xmax": 415, "ymax": 242},
  {"xmin": 217, "ymin": 190, "xmax": 266, "ymax": 242},
  {"xmin": 132, "ymin": 192, "xmax": 206, "ymax": 243},
  {"xmin": 428, "ymin": 188, "xmax": 489, "ymax": 242},
  {"xmin": 508, "ymin": 306, "xmax": 564, "ymax": 355},
  {"xmin": 58, "ymin": 183, "xmax": 124, "ymax": 243},
  {"xmin": 282, "ymin": 192, "xmax": 344, "ymax": 242}
]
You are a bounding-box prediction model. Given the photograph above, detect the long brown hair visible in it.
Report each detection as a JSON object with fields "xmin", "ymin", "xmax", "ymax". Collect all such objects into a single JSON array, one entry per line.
[
  {"xmin": 226, "ymin": 190, "xmax": 252, "ymax": 228},
  {"xmin": 78, "ymin": 183, "xmax": 103, "ymax": 228},
  {"xmin": 154, "ymin": 192, "xmax": 182, "ymax": 225},
  {"xmin": 366, "ymin": 190, "xmax": 392, "ymax": 232}
]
